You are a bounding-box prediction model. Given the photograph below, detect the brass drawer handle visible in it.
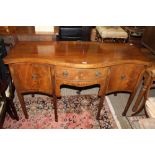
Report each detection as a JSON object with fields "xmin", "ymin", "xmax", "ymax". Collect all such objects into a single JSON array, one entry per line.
[
  {"xmin": 32, "ymin": 74, "xmax": 38, "ymax": 80},
  {"xmin": 120, "ymin": 74, "xmax": 126, "ymax": 80},
  {"xmin": 96, "ymin": 71, "xmax": 101, "ymax": 77},
  {"xmin": 63, "ymin": 70, "xmax": 68, "ymax": 77}
]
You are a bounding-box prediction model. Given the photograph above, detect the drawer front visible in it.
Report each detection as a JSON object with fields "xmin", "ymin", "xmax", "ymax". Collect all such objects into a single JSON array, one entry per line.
[
  {"xmin": 55, "ymin": 66, "xmax": 108, "ymax": 81},
  {"xmin": 10, "ymin": 63, "xmax": 53, "ymax": 94},
  {"xmin": 108, "ymin": 64, "xmax": 145, "ymax": 92}
]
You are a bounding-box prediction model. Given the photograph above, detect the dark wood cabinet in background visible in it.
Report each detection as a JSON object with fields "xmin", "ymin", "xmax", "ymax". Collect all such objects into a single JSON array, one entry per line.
[{"xmin": 57, "ymin": 26, "xmax": 92, "ymax": 41}]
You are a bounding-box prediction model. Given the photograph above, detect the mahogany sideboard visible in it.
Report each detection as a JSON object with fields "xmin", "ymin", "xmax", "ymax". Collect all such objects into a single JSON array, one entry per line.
[{"xmin": 3, "ymin": 41, "xmax": 151, "ymax": 122}]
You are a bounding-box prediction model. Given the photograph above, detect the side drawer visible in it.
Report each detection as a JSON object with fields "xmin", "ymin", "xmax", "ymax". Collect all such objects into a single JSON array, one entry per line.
[
  {"xmin": 10, "ymin": 63, "xmax": 53, "ymax": 94},
  {"xmin": 107, "ymin": 64, "xmax": 145, "ymax": 92}
]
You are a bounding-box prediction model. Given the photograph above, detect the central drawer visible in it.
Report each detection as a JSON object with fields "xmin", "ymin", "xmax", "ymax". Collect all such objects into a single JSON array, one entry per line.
[{"xmin": 55, "ymin": 66, "xmax": 108, "ymax": 81}]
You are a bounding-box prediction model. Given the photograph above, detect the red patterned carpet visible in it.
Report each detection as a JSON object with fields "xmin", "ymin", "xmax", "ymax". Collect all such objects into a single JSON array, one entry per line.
[{"xmin": 3, "ymin": 94, "xmax": 118, "ymax": 129}]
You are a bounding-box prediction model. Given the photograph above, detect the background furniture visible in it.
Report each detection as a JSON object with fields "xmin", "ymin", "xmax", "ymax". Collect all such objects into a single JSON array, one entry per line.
[
  {"xmin": 141, "ymin": 26, "xmax": 155, "ymax": 55},
  {"xmin": 132, "ymin": 27, "xmax": 155, "ymax": 115},
  {"xmin": 123, "ymin": 26, "xmax": 145, "ymax": 44},
  {"xmin": 0, "ymin": 80, "xmax": 19, "ymax": 128},
  {"xmin": 0, "ymin": 26, "xmax": 56, "ymax": 42},
  {"xmin": 3, "ymin": 41, "xmax": 151, "ymax": 121},
  {"xmin": 0, "ymin": 38, "xmax": 18, "ymax": 128},
  {"xmin": 96, "ymin": 26, "xmax": 128, "ymax": 42},
  {"xmin": 0, "ymin": 26, "xmax": 93, "ymax": 42},
  {"xmin": 57, "ymin": 26, "xmax": 92, "ymax": 41},
  {"xmin": 132, "ymin": 66, "xmax": 155, "ymax": 115}
]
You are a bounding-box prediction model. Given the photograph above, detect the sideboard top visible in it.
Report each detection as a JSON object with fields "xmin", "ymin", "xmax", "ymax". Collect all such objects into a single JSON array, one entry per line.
[{"xmin": 4, "ymin": 41, "xmax": 151, "ymax": 68}]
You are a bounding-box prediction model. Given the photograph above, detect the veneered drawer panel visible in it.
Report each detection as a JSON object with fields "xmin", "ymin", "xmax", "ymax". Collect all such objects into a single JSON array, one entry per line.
[
  {"xmin": 107, "ymin": 64, "xmax": 145, "ymax": 92},
  {"xmin": 10, "ymin": 63, "xmax": 53, "ymax": 94},
  {"xmin": 55, "ymin": 66, "xmax": 108, "ymax": 81}
]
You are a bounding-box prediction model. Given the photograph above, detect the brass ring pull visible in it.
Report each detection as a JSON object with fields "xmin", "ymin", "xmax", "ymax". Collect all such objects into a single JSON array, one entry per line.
[
  {"xmin": 32, "ymin": 74, "xmax": 38, "ymax": 80},
  {"xmin": 96, "ymin": 71, "xmax": 101, "ymax": 77},
  {"xmin": 63, "ymin": 70, "xmax": 68, "ymax": 77},
  {"xmin": 120, "ymin": 74, "xmax": 126, "ymax": 80}
]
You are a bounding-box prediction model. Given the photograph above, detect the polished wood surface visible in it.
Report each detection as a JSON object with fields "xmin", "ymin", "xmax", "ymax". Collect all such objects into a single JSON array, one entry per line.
[
  {"xmin": 3, "ymin": 41, "xmax": 152, "ymax": 121},
  {"xmin": 4, "ymin": 41, "xmax": 151, "ymax": 67}
]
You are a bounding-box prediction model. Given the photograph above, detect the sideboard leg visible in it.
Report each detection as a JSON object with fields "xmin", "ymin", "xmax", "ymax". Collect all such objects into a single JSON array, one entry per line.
[
  {"xmin": 16, "ymin": 92, "xmax": 28, "ymax": 119},
  {"xmin": 6, "ymin": 98, "xmax": 19, "ymax": 121},
  {"xmin": 53, "ymin": 95, "xmax": 58, "ymax": 122},
  {"xmin": 132, "ymin": 93, "xmax": 147, "ymax": 116},
  {"xmin": 96, "ymin": 95, "xmax": 105, "ymax": 120},
  {"xmin": 132, "ymin": 73, "xmax": 152, "ymax": 112},
  {"xmin": 132, "ymin": 88, "xmax": 145, "ymax": 112},
  {"xmin": 122, "ymin": 93, "xmax": 135, "ymax": 116}
]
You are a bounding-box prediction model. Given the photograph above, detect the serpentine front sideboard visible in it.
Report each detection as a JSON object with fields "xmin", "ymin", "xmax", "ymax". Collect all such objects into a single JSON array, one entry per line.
[{"xmin": 3, "ymin": 41, "xmax": 151, "ymax": 122}]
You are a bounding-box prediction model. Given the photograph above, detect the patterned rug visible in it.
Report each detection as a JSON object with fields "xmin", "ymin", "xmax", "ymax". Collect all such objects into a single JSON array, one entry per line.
[
  {"xmin": 127, "ymin": 115, "xmax": 147, "ymax": 129},
  {"xmin": 3, "ymin": 94, "xmax": 118, "ymax": 129}
]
